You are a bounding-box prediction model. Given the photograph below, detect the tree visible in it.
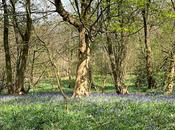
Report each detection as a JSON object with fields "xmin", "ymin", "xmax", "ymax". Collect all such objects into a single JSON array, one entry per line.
[
  {"xmin": 164, "ymin": 0, "xmax": 175, "ymax": 95},
  {"xmin": 54, "ymin": 0, "xmax": 102, "ymax": 97},
  {"xmin": 141, "ymin": 0, "xmax": 156, "ymax": 89},
  {"xmin": 104, "ymin": 0, "xmax": 139, "ymax": 94},
  {"xmin": 10, "ymin": 0, "xmax": 32, "ymax": 94},
  {"xmin": 164, "ymin": 54, "xmax": 175, "ymax": 95},
  {"xmin": 2, "ymin": 0, "xmax": 13, "ymax": 94}
]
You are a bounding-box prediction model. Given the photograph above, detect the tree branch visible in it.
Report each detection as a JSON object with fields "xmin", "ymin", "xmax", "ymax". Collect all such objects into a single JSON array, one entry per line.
[{"xmin": 54, "ymin": 0, "xmax": 81, "ymax": 30}]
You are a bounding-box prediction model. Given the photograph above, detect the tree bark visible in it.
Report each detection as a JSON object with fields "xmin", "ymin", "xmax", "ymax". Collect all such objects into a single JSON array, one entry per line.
[
  {"xmin": 2, "ymin": 0, "xmax": 13, "ymax": 94},
  {"xmin": 106, "ymin": 33, "xmax": 128, "ymax": 94},
  {"xmin": 73, "ymin": 28, "xmax": 91, "ymax": 97},
  {"xmin": 10, "ymin": 0, "xmax": 32, "ymax": 94},
  {"xmin": 105, "ymin": 0, "xmax": 128, "ymax": 94},
  {"xmin": 54, "ymin": 0, "xmax": 91, "ymax": 97},
  {"xmin": 15, "ymin": 40, "xmax": 30, "ymax": 93},
  {"xmin": 164, "ymin": 54, "xmax": 175, "ymax": 95},
  {"xmin": 142, "ymin": 1, "xmax": 155, "ymax": 89},
  {"xmin": 164, "ymin": 0, "xmax": 175, "ymax": 95}
]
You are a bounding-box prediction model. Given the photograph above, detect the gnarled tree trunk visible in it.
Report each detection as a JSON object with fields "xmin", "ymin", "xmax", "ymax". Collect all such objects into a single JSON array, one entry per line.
[
  {"xmin": 54, "ymin": 0, "xmax": 92, "ymax": 97},
  {"xmin": 73, "ymin": 28, "xmax": 91, "ymax": 97}
]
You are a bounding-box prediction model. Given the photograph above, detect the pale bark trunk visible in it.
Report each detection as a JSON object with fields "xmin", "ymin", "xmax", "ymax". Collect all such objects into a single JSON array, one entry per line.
[
  {"xmin": 164, "ymin": 54, "xmax": 175, "ymax": 95},
  {"xmin": 54, "ymin": 0, "xmax": 92, "ymax": 97},
  {"xmin": 164, "ymin": 0, "xmax": 175, "ymax": 95},
  {"xmin": 2, "ymin": 0, "xmax": 13, "ymax": 94},
  {"xmin": 73, "ymin": 28, "xmax": 91, "ymax": 97}
]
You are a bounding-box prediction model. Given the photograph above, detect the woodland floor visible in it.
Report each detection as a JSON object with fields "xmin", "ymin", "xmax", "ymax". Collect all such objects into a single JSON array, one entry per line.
[
  {"xmin": 1, "ymin": 92, "xmax": 175, "ymax": 102},
  {"xmin": 1, "ymin": 92, "xmax": 175, "ymax": 130},
  {"xmin": 1, "ymin": 76, "xmax": 175, "ymax": 130}
]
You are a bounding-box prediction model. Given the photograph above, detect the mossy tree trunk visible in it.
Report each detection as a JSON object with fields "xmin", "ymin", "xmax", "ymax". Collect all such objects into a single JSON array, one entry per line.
[{"xmin": 164, "ymin": 54, "xmax": 175, "ymax": 95}]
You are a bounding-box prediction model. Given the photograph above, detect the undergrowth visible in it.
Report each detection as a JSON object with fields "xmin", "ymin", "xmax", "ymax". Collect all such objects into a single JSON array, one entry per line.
[{"xmin": 0, "ymin": 95, "xmax": 175, "ymax": 130}]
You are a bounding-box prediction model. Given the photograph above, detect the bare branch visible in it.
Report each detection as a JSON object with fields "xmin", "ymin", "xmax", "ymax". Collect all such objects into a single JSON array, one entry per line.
[{"xmin": 54, "ymin": 0, "xmax": 81, "ymax": 30}]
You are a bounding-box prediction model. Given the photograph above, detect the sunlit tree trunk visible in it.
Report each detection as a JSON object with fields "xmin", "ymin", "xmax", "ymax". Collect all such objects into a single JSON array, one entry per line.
[
  {"xmin": 54, "ymin": 0, "xmax": 91, "ymax": 97},
  {"xmin": 73, "ymin": 28, "xmax": 91, "ymax": 96},
  {"xmin": 2, "ymin": 0, "xmax": 13, "ymax": 94},
  {"xmin": 164, "ymin": 0, "xmax": 175, "ymax": 95},
  {"xmin": 164, "ymin": 54, "xmax": 175, "ymax": 95}
]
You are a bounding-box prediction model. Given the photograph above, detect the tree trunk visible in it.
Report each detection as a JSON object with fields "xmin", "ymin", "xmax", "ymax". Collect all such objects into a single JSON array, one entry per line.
[
  {"xmin": 106, "ymin": 33, "xmax": 128, "ymax": 94},
  {"xmin": 54, "ymin": 0, "xmax": 92, "ymax": 97},
  {"xmin": 142, "ymin": 1, "xmax": 155, "ymax": 89},
  {"xmin": 105, "ymin": 0, "xmax": 128, "ymax": 94},
  {"xmin": 73, "ymin": 28, "xmax": 91, "ymax": 97},
  {"xmin": 164, "ymin": 54, "xmax": 175, "ymax": 95},
  {"xmin": 2, "ymin": 0, "xmax": 13, "ymax": 94},
  {"xmin": 145, "ymin": 39, "xmax": 155, "ymax": 89},
  {"xmin": 144, "ymin": 22, "xmax": 155, "ymax": 89},
  {"xmin": 10, "ymin": 0, "xmax": 32, "ymax": 94},
  {"xmin": 164, "ymin": 0, "xmax": 175, "ymax": 95},
  {"xmin": 15, "ymin": 40, "xmax": 29, "ymax": 93},
  {"xmin": 30, "ymin": 50, "xmax": 36, "ymax": 85}
]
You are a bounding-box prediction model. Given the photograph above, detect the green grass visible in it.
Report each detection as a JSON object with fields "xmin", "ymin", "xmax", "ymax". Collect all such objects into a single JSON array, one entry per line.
[
  {"xmin": 29, "ymin": 74, "xmax": 162, "ymax": 95},
  {"xmin": 1, "ymin": 75, "xmax": 175, "ymax": 130},
  {"xmin": 0, "ymin": 95, "xmax": 175, "ymax": 130}
]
